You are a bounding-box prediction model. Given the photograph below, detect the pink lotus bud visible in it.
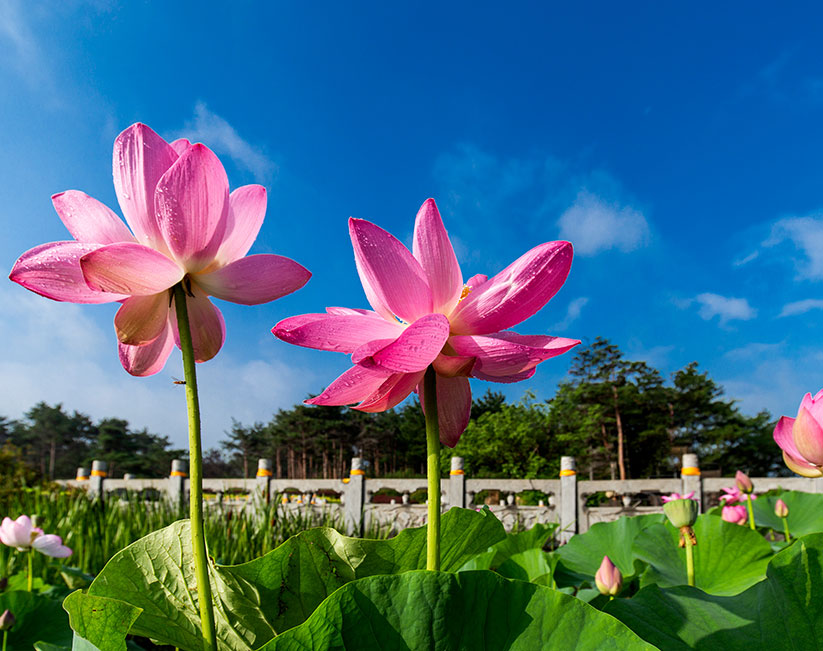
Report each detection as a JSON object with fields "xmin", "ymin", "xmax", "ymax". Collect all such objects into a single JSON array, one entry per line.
[
  {"xmin": 594, "ymin": 555, "xmax": 623, "ymax": 596},
  {"xmin": 0, "ymin": 609, "xmax": 14, "ymax": 631},
  {"xmin": 721, "ymin": 504, "xmax": 748, "ymax": 525},
  {"xmin": 735, "ymin": 471, "xmax": 753, "ymax": 494},
  {"xmin": 774, "ymin": 498, "xmax": 789, "ymax": 518}
]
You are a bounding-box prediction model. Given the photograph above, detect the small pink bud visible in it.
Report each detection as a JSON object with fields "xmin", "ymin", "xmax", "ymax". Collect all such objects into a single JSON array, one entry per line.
[
  {"xmin": 722, "ymin": 504, "xmax": 748, "ymax": 525},
  {"xmin": 0, "ymin": 609, "xmax": 14, "ymax": 631},
  {"xmin": 774, "ymin": 498, "xmax": 789, "ymax": 518},
  {"xmin": 735, "ymin": 470, "xmax": 753, "ymax": 494},
  {"xmin": 594, "ymin": 555, "xmax": 623, "ymax": 596}
]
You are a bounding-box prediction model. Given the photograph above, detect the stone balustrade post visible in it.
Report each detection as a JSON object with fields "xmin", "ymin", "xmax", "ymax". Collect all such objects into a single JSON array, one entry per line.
[
  {"xmin": 680, "ymin": 453, "xmax": 702, "ymax": 512},
  {"xmin": 169, "ymin": 459, "xmax": 188, "ymax": 509},
  {"xmin": 89, "ymin": 460, "xmax": 107, "ymax": 499},
  {"xmin": 559, "ymin": 456, "xmax": 577, "ymax": 544},
  {"xmin": 344, "ymin": 457, "xmax": 366, "ymax": 536},
  {"xmin": 76, "ymin": 467, "xmax": 90, "ymax": 482},
  {"xmin": 256, "ymin": 458, "xmax": 273, "ymax": 504},
  {"xmin": 448, "ymin": 457, "xmax": 466, "ymax": 508}
]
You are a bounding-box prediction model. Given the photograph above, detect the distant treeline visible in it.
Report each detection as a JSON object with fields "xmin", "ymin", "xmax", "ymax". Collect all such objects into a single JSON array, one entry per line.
[{"xmin": 0, "ymin": 338, "xmax": 785, "ymax": 482}]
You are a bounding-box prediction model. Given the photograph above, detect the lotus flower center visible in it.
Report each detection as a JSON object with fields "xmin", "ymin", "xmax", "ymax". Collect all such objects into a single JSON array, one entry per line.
[{"xmin": 458, "ymin": 284, "xmax": 472, "ymax": 302}]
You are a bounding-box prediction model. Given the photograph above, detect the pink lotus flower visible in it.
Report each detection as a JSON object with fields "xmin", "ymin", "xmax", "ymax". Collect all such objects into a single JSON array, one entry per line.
[
  {"xmin": 721, "ymin": 504, "xmax": 748, "ymax": 525},
  {"xmin": 594, "ymin": 555, "xmax": 622, "ymax": 596},
  {"xmin": 774, "ymin": 498, "xmax": 789, "ymax": 518},
  {"xmin": 719, "ymin": 486, "xmax": 756, "ymax": 505},
  {"xmin": 661, "ymin": 491, "xmax": 696, "ymax": 503},
  {"xmin": 0, "ymin": 515, "xmax": 72, "ymax": 557},
  {"xmin": 273, "ymin": 199, "xmax": 579, "ymax": 445},
  {"xmin": 10, "ymin": 123, "xmax": 311, "ymax": 376},
  {"xmin": 735, "ymin": 470, "xmax": 753, "ymax": 494},
  {"xmin": 773, "ymin": 389, "xmax": 823, "ymax": 477}
]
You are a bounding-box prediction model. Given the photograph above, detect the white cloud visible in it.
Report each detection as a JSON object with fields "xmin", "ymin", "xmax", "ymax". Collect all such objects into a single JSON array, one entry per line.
[
  {"xmin": 685, "ymin": 293, "xmax": 757, "ymax": 326},
  {"xmin": 779, "ymin": 299, "xmax": 823, "ymax": 317},
  {"xmin": 173, "ymin": 102, "xmax": 277, "ymax": 184},
  {"xmin": 723, "ymin": 342, "xmax": 784, "ymax": 361},
  {"xmin": 552, "ymin": 296, "xmax": 589, "ymax": 331},
  {"xmin": 763, "ymin": 215, "xmax": 823, "ymax": 280},
  {"xmin": 733, "ymin": 251, "xmax": 759, "ymax": 267},
  {"xmin": 0, "ymin": 287, "xmax": 312, "ymax": 451},
  {"xmin": 557, "ymin": 191, "xmax": 650, "ymax": 256}
]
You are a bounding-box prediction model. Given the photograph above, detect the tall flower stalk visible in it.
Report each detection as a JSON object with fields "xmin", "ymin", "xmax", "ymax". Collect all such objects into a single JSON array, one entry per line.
[
  {"xmin": 423, "ymin": 366, "xmax": 440, "ymax": 570},
  {"xmin": 173, "ymin": 282, "xmax": 216, "ymax": 650}
]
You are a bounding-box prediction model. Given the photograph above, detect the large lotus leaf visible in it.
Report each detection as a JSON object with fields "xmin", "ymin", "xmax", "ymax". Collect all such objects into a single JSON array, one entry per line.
[
  {"xmin": 63, "ymin": 590, "xmax": 142, "ymax": 651},
  {"xmin": 553, "ymin": 514, "xmax": 666, "ymax": 586},
  {"xmin": 605, "ymin": 532, "xmax": 823, "ymax": 649},
  {"xmin": 633, "ymin": 513, "xmax": 771, "ymax": 595},
  {"xmin": 0, "ymin": 589, "xmax": 72, "ymax": 649},
  {"xmin": 495, "ymin": 548, "xmax": 557, "ymax": 584},
  {"xmin": 84, "ymin": 508, "xmax": 505, "ymax": 649},
  {"xmin": 260, "ymin": 570, "xmax": 656, "ymax": 650},
  {"xmin": 459, "ymin": 521, "xmax": 556, "ymax": 572},
  {"xmin": 751, "ymin": 490, "xmax": 823, "ymax": 536}
]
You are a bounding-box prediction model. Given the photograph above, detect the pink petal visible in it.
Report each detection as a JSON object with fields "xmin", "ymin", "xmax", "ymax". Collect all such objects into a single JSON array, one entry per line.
[
  {"xmin": 412, "ymin": 199, "xmax": 463, "ymax": 315},
  {"xmin": 32, "ymin": 534, "xmax": 72, "ymax": 558},
  {"xmin": 194, "ymin": 254, "xmax": 311, "ymax": 305},
  {"xmin": 215, "ymin": 185, "xmax": 267, "ymax": 265},
  {"xmin": 0, "ymin": 515, "xmax": 32, "ymax": 548},
  {"xmin": 450, "ymin": 241, "xmax": 573, "ymax": 335},
  {"xmin": 52, "ymin": 191, "xmax": 135, "ymax": 245},
  {"xmin": 418, "ymin": 375, "xmax": 472, "ymax": 447},
  {"xmin": 10, "ymin": 242, "xmax": 128, "ymax": 303},
  {"xmin": 783, "ymin": 451, "xmax": 823, "ymax": 478},
  {"xmin": 155, "ymin": 143, "xmax": 229, "ymax": 269},
  {"xmin": 472, "ymin": 367, "xmax": 537, "ymax": 383},
  {"xmin": 349, "ymin": 218, "xmax": 433, "ymax": 323},
  {"xmin": 169, "ymin": 288, "xmax": 226, "ymax": 363},
  {"xmin": 793, "ymin": 407, "xmax": 823, "ymax": 466},
  {"xmin": 432, "ymin": 353, "xmax": 476, "ymax": 378},
  {"xmin": 118, "ymin": 325, "xmax": 175, "ymax": 376},
  {"xmin": 354, "ymin": 370, "xmax": 425, "ymax": 412},
  {"xmin": 114, "ymin": 293, "xmax": 171, "ymax": 346},
  {"xmin": 113, "ymin": 123, "xmax": 178, "ymax": 253},
  {"xmin": 326, "ymin": 306, "xmax": 377, "ymax": 316},
  {"xmin": 449, "ymin": 332, "xmax": 580, "ymax": 377},
  {"xmin": 170, "ymin": 138, "xmax": 191, "ymax": 156},
  {"xmin": 81, "ymin": 242, "xmax": 183, "ymax": 295},
  {"xmin": 465, "ymin": 274, "xmax": 488, "ymax": 289},
  {"xmin": 801, "ymin": 390, "xmax": 823, "ymax": 424},
  {"xmin": 306, "ymin": 365, "xmax": 394, "ymax": 406},
  {"xmin": 353, "ymin": 313, "xmax": 450, "ymax": 373},
  {"xmin": 273, "ymin": 313, "xmax": 402, "ymax": 354}
]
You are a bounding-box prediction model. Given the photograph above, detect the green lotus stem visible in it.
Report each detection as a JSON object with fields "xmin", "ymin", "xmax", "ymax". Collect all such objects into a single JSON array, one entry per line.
[
  {"xmin": 423, "ymin": 365, "xmax": 440, "ymax": 571},
  {"xmin": 684, "ymin": 537, "xmax": 695, "ymax": 587},
  {"xmin": 782, "ymin": 516, "xmax": 792, "ymax": 542},
  {"xmin": 2, "ymin": 629, "xmax": 7, "ymax": 651},
  {"xmin": 27, "ymin": 551, "xmax": 32, "ymax": 592},
  {"xmin": 173, "ymin": 283, "xmax": 217, "ymax": 651},
  {"xmin": 746, "ymin": 497, "xmax": 756, "ymax": 531}
]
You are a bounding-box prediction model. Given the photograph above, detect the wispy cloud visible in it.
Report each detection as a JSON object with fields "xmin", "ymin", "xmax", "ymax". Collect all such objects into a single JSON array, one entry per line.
[
  {"xmin": 557, "ymin": 191, "xmax": 649, "ymax": 256},
  {"xmin": 779, "ymin": 298, "xmax": 823, "ymax": 318},
  {"xmin": 0, "ymin": 287, "xmax": 311, "ymax": 450},
  {"xmin": 552, "ymin": 296, "xmax": 589, "ymax": 331},
  {"xmin": 723, "ymin": 341, "xmax": 784, "ymax": 361},
  {"xmin": 763, "ymin": 215, "xmax": 823, "ymax": 280},
  {"xmin": 432, "ymin": 144, "xmax": 649, "ymax": 260},
  {"xmin": 173, "ymin": 102, "xmax": 277, "ymax": 184},
  {"xmin": 678, "ymin": 293, "xmax": 757, "ymax": 326}
]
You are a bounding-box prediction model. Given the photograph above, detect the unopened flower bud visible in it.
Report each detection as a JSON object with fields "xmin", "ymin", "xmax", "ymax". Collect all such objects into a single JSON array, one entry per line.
[
  {"xmin": 775, "ymin": 498, "xmax": 789, "ymax": 518},
  {"xmin": 663, "ymin": 498, "xmax": 698, "ymax": 528},
  {"xmin": 0, "ymin": 609, "xmax": 15, "ymax": 631},
  {"xmin": 735, "ymin": 470, "xmax": 753, "ymax": 494},
  {"xmin": 594, "ymin": 555, "xmax": 622, "ymax": 596}
]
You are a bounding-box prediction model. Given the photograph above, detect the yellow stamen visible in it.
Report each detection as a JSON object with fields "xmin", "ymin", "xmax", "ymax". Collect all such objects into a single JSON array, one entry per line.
[{"xmin": 459, "ymin": 285, "xmax": 472, "ymax": 302}]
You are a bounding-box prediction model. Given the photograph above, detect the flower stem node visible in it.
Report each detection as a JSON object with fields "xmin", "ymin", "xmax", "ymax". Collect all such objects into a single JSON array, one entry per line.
[{"xmin": 678, "ymin": 525, "xmax": 697, "ymax": 548}]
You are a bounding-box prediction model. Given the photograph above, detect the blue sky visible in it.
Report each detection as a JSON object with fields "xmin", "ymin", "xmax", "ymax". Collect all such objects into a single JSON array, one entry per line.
[{"xmin": 2, "ymin": 2, "xmax": 822, "ymax": 450}]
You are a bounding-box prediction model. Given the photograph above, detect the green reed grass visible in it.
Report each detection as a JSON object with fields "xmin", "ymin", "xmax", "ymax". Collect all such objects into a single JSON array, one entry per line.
[{"xmin": 0, "ymin": 486, "xmax": 384, "ymax": 583}]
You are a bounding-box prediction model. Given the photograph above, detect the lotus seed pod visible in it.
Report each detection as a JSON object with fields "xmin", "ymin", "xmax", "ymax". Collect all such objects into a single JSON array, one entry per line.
[{"xmin": 663, "ymin": 498, "xmax": 698, "ymax": 528}]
